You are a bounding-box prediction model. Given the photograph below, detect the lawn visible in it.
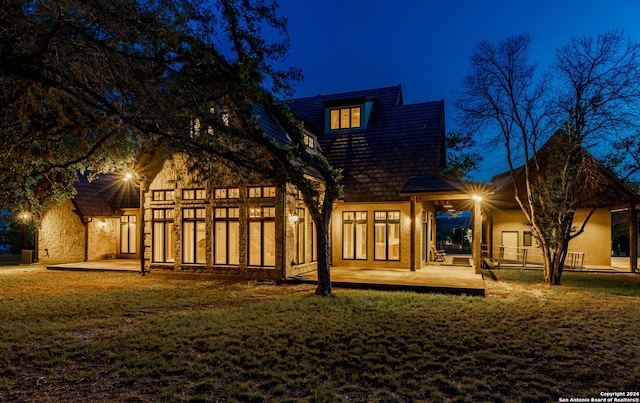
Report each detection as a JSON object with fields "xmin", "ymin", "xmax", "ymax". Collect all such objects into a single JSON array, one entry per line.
[{"xmin": 1, "ymin": 266, "xmax": 639, "ymax": 402}]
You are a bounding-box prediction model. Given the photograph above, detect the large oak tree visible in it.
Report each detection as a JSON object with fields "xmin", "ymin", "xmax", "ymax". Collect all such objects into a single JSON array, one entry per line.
[{"xmin": 1, "ymin": 0, "xmax": 338, "ymax": 294}]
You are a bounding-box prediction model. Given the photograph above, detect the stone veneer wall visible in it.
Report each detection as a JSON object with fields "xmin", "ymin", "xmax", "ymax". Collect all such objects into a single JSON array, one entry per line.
[
  {"xmin": 145, "ymin": 155, "xmax": 321, "ymax": 280},
  {"xmin": 87, "ymin": 218, "xmax": 118, "ymax": 260},
  {"xmin": 38, "ymin": 199, "xmax": 85, "ymax": 263}
]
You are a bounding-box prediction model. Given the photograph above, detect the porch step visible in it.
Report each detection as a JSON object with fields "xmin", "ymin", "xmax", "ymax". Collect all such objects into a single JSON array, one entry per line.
[{"xmin": 451, "ymin": 257, "xmax": 471, "ymax": 267}]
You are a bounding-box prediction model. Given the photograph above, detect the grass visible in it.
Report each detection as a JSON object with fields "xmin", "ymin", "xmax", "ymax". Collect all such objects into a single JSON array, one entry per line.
[{"xmin": 1, "ymin": 266, "xmax": 639, "ymax": 402}]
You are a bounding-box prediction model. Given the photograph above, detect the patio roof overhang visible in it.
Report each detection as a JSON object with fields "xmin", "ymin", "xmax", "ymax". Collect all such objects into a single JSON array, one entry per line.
[{"xmin": 399, "ymin": 176, "xmax": 494, "ymax": 207}]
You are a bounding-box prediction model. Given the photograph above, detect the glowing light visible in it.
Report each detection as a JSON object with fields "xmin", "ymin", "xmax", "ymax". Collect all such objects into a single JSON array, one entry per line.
[
  {"xmin": 124, "ymin": 172, "xmax": 134, "ymax": 181},
  {"xmin": 472, "ymin": 195, "xmax": 482, "ymax": 202}
]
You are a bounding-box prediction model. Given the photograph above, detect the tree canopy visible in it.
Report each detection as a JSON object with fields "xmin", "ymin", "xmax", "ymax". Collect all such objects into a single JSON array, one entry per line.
[{"xmin": 2, "ymin": 0, "xmax": 339, "ymax": 294}]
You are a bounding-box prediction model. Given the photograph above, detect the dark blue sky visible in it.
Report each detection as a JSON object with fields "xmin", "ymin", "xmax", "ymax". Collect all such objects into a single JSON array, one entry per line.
[{"xmin": 276, "ymin": 0, "xmax": 640, "ymax": 181}]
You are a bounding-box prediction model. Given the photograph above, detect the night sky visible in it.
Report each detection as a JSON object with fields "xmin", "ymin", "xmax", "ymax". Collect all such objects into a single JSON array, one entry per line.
[{"xmin": 276, "ymin": 0, "xmax": 640, "ymax": 181}]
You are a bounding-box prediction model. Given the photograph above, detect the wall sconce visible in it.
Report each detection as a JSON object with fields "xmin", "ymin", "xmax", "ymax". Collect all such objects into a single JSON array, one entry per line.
[
  {"xmin": 290, "ymin": 211, "xmax": 299, "ymax": 223},
  {"xmin": 443, "ymin": 201, "xmax": 453, "ymax": 209},
  {"xmin": 97, "ymin": 220, "xmax": 107, "ymax": 229},
  {"xmin": 472, "ymin": 195, "xmax": 482, "ymax": 202}
]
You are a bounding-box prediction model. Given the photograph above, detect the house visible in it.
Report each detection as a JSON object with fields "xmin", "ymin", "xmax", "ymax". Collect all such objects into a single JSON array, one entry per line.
[
  {"xmin": 36, "ymin": 84, "xmax": 639, "ymax": 275},
  {"xmin": 38, "ymin": 174, "xmax": 141, "ymax": 263}
]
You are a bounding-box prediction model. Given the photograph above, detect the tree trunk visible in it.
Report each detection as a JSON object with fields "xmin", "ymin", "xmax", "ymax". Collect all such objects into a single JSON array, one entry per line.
[
  {"xmin": 542, "ymin": 245, "xmax": 566, "ymax": 285},
  {"xmin": 314, "ymin": 216, "xmax": 332, "ymax": 296},
  {"xmin": 542, "ymin": 259, "xmax": 563, "ymax": 285}
]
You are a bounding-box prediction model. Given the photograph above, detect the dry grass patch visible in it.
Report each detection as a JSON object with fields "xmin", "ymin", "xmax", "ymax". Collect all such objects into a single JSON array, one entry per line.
[{"xmin": 1, "ymin": 266, "xmax": 639, "ymax": 402}]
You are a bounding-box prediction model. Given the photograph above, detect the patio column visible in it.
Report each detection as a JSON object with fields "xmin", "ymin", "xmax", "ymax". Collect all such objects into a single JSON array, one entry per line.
[
  {"xmin": 472, "ymin": 196, "xmax": 482, "ymax": 274},
  {"xmin": 630, "ymin": 205, "xmax": 638, "ymax": 273},
  {"xmin": 410, "ymin": 196, "xmax": 416, "ymax": 271}
]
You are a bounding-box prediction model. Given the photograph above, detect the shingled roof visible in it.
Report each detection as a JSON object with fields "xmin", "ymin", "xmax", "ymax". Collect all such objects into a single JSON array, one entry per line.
[
  {"xmin": 289, "ymin": 85, "xmax": 445, "ymax": 202},
  {"xmin": 72, "ymin": 174, "xmax": 140, "ymax": 218}
]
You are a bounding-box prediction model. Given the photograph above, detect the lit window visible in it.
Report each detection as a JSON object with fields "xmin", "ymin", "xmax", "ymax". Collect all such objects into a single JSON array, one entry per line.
[
  {"xmin": 182, "ymin": 208, "xmax": 206, "ymax": 264},
  {"xmin": 120, "ymin": 215, "xmax": 137, "ymax": 254},
  {"xmin": 304, "ymin": 132, "xmax": 316, "ymax": 149},
  {"xmin": 330, "ymin": 107, "xmax": 361, "ymax": 130},
  {"xmin": 153, "ymin": 190, "xmax": 175, "ymax": 201},
  {"xmin": 375, "ymin": 211, "xmax": 400, "ymax": 261},
  {"xmin": 214, "ymin": 207, "xmax": 239, "ymax": 265},
  {"xmin": 152, "ymin": 209, "xmax": 174, "ymax": 263},
  {"xmin": 183, "ymin": 189, "xmax": 206, "ymax": 200},
  {"xmin": 311, "ymin": 220, "xmax": 317, "ymax": 262},
  {"xmin": 248, "ymin": 206, "xmax": 276, "ymax": 267},
  {"xmin": 295, "ymin": 208, "xmax": 305, "ymax": 264},
  {"xmin": 214, "ymin": 188, "xmax": 240, "ymax": 199},
  {"xmin": 343, "ymin": 211, "xmax": 367, "ymax": 260},
  {"xmin": 248, "ymin": 186, "xmax": 275, "ymax": 198}
]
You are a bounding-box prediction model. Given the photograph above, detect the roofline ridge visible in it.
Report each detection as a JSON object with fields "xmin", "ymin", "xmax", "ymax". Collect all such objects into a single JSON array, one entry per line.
[{"xmin": 291, "ymin": 84, "xmax": 403, "ymax": 102}]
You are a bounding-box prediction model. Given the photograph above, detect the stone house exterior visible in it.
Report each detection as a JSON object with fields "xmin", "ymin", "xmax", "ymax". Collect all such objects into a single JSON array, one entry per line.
[
  {"xmin": 37, "ymin": 85, "xmax": 640, "ymax": 275},
  {"xmin": 38, "ymin": 174, "xmax": 140, "ymax": 264}
]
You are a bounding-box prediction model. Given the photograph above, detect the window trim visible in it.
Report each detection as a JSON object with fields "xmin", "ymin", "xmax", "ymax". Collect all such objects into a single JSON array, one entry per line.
[
  {"xmin": 374, "ymin": 211, "xmax": 401, "ymax": 261},
  {"xmin": 152, "ymin": 190, "xmax": 175, "ymax": 202},
  {"xmin": 120, "ymin": 214, "xmax": 137, "ymax": 255},
  {"xmin": 248, "ymin": 206, "xmax": 276, "ymax": 267},
  {"xmin": 182, "ymin": 188, "xmax": 206, "ymax": 201},
  {"xmin": 152, "ymin": 208, "xmax": 175, "ymax": 263},
  {"xmin": 329, "ymin": 106, "xmax": 362, "ymax": 130},
  {"xmin": 342, "ymin": 211, "xmax": 368, "ymax": 260},
  {"xmin": 295, "ymin": 208, "xmax": 306, "ymax": 264},
  {"xmin": 182, "ymin": 207, "xmax": 206, "ymax": 264},
  {"xmin": 213, "ymin": 207, "xmax": 240, "ymax": 265}
]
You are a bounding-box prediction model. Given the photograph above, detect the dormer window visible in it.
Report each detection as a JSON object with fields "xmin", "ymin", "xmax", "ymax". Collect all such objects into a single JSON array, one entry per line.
[
  {"xmin": 304, "ymin": 132, "xmax": 316, "ymax": 150},
  {"xmin": 330, "ymin": 106, "xmax": 361, "ymax": 130}
]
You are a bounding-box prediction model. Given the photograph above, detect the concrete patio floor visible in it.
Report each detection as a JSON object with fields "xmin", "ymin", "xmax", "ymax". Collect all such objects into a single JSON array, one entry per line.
[
  {"xmin": 47, "ymin": 260, "xmax": 141, "ymax": 272},
  {"xmin": 46, "ymin": 258, "xmax": 486, "ymax": 296},
  {"xmin": 287, "ymin": 263, "xmax": 485, "ymax": 296},
  {"xmin": 44, "ymin": 255, "xmax": 638, "ymax": 297}
]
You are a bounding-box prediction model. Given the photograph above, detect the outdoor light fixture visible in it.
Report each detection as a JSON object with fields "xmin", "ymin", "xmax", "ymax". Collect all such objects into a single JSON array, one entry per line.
[
  {"xmin": 443, "ymin": 201, "xmax": 453, "ymax": 209},
  {"xmin": 290, "ymin": 208, "xmax": 299, "ymax": 222},
  {"xmin": 472, "ymin": 195, "xmax": 482, "ymax": 202}
]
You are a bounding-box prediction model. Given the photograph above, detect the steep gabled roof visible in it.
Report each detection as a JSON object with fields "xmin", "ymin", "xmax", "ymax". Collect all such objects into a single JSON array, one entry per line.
[
  {"xmin": 491, "ymin": 135, "xmax": 640, "ymax": 209},
  {"xmin": 72, "ymin": 174, "xmax": 140, "ymax": 218},
  {"xmin": 289, "ymin": 85, "xmax": 445, "ymax": 202}
]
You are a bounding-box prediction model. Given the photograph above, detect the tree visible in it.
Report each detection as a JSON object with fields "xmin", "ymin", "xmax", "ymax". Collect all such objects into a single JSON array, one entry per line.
[
  {"xmin": 456, "ymin": 31, "xmax": 640, "ymax": 285},
  {"xmin": 441, "ymin": 131, "xmax": 483, "ymax": 179},
  {"xmin": 1, "ymin": 0, "xmax": 339, "ymax": 294}
]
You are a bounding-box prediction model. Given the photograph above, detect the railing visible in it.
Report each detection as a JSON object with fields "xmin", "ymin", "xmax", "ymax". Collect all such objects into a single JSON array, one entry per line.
[
  {"xmin": 487, "ymin": 246, "xmax": 588, "ymax": 269},
  {"xmin": 437, "ymin": 243, "xmax": 471, "ymax": 255}
]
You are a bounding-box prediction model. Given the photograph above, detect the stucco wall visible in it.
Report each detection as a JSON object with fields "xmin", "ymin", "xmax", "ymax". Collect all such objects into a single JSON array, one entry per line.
[
  {"xmin": 331, "ymin": 201, "xmax": 413, "ymax": 269},
  {"xmin": 38, "ymin": 200, "xmax": 85, "ymax": 263},
  {"xmin": 491, "ymin": 207, "xmax": 612, "ymax": 266}
]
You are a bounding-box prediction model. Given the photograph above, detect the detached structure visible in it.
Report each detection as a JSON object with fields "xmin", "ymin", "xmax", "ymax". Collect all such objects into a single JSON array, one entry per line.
[
  {"xmin": 487, "ymin": 139, "xmax": 640, "ymax": 271},
  {"xmin": 37, "ymin": 85, "xmax": 639, "ymax": 276}
]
